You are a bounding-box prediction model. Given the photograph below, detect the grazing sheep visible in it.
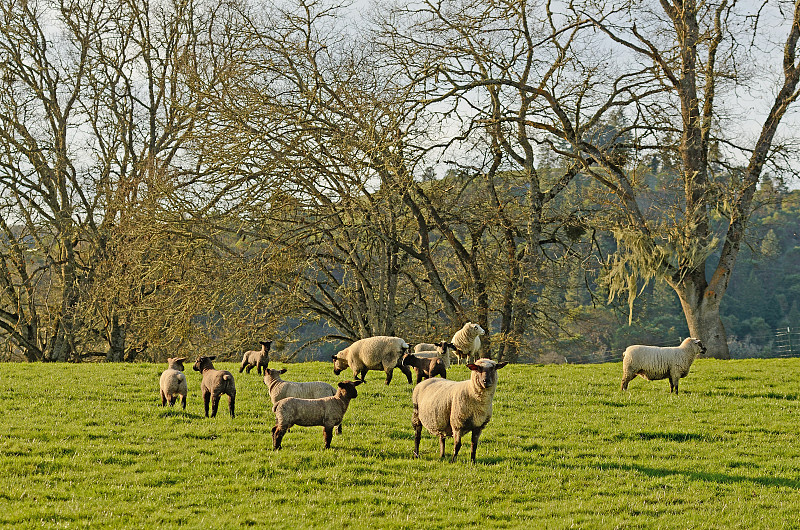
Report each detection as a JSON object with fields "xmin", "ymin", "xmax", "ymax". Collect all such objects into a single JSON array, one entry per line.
[
  {"xmin": 263, "ymin": 367, "xmax": 342, "ymax": 434},
  {"xmin": 412, "ymin": 358, "xmax": 508, "ymax": 462},
  {"xmin": 402, "ymin": 353, "xmax": 447, "ymax": 384},
  {"xmin": 620, "ymin": 338, "xmax": 706, "ymax": 394},
  {"xmin": 414, "ymin": 343, "xmax": 437, "ymax": 353},
  {"xmin": 332, "ymin": 336, "xmax": 413, "ymax": 385},
  {"xmin": 450, "ymin": 322, "xmax": 485, "ymax": 364},
  {"xmin": 159, "ymin": 357, "xmax": 188, "ymax": 409},
  {"xmin": 272, "ymin": 380, "xmax": 363, "ymax": 450},
  {"xmin": 240, "ymin": 340, "xmax": 272, "ymax": 375},
  {"xmin": 414, "ymin": 341, "xmax": 456, "ymax": 369},
  {"xmin": 193, "ymin": 356, "xmax": 236, "ymax": 418}
]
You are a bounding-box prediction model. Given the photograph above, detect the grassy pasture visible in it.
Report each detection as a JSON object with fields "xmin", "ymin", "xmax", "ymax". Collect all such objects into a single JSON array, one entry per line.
[{"xmin": 2, "ymin": 358, "xmax": 800, "ymax": 529}]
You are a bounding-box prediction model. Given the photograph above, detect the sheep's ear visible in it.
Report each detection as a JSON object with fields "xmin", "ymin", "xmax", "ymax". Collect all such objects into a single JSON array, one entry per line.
[
  {"xmin": 175, "ymin": 357, "xmax": 186, "ymax": 363},
  {"xmin": 467, "ymin": 363, "xmax": 480, "ymax": 372},
  {"xmin": 332, "ymin": 355, "xmax": 338, "ymax": 361},
  {"xmin": 496, "ymin": 361, "xmax": 508, "ymax": 369},
  {"xmin": 279, "ymin": 368, "xmax": 287, "ymax": 374},
  {"xmin": 208, "ymin": 356, "xmax": 216, "ymax": 361},
  {"xmin": 352, "ymin": 380, "xmax": 363, "ymax": 386}
]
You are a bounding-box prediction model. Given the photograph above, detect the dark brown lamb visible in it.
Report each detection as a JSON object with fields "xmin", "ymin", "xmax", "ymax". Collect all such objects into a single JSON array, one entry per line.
[{"xmin": 401, "ymin": 353, "xmax": 447, "ymax": 384}]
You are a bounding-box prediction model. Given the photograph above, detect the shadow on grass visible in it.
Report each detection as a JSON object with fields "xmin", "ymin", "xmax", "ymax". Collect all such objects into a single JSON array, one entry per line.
[
  {"xmin": 159, "ymin": 409, "xmax": 204, "ymax": 420},
  {"xmin": 612, "ymin": 431, "xmax": 715, "ymax": 443},
  {"xmin": 599, "ymin": 461, "xmax": 800, "ymax": 490}
]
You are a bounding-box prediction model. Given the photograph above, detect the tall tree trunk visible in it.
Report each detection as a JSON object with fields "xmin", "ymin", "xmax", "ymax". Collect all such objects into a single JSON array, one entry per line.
[{"xmin": 670, "ymin": 271, "xmax": 730, "ymax": 359}]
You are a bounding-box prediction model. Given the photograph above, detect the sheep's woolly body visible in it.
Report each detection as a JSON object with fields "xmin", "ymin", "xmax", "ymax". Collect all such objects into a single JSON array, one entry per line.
[
  {"xmin": 333, "ymin": 336, "xmax": 412, "ymax": 385},
  {"xmin": 159, "ymin": 357, "xmax": 188, "ymax": 409},
  {"xmin": 263, "ymin": 369, "xmax": 335, "ymax": 404},
  {"xmin": 414, "ymin": 342, "xmax": 455, "ymax": 368},
  {"xmin": 414, "ymin": 343, "xmax": 437, "ymax": 353},
  {"xmin": 621, "ymin": 337, "xmax": 705, "ymax": 394},
  {"xmin": 272, "ymin": 381, "xmax": 362, "ymax": 449},
  {"xmin": 412, "ymin": 358, "xmax": 507, "ymax": 462},
  {"xmin": 450, "ymin": 322, "xmax": 485, "ymax": 364},
  {"xmin": 193, "ymin": 356, "xmax": 236, "ymax": 417}
]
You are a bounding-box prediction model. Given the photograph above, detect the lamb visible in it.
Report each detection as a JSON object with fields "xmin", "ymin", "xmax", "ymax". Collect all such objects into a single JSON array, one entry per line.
[
  {"xmin": 414, "ymin": 343, "xmax": 437, "ymax": 353},
  {"xmin": 332, "ymin": 335, "xmax": 413, "ymax": 385},
  {"xmin": 413, "ymin": 341, "xmax": 456, "ymax": 368},
  {"xmin": 412, "ymin": 358, "xmax": 508, "ymax": 462},
  {"xmin": 402, "ymin": 353, "xmax": 447, "ymax": 384},
  {"xmin": 272, "ymin": 380, "xmax": 363, "ymax": 450},
  {"xmin": 620, "ymin": 337, "xmax": 706, "ymax": 394},
  {"xmin": 159, "ymin": 357, "xmax": 188, "ymax": 409},
  {"xmin": 193, "ymin": 356, "xmax": 236, "ymax": 418},
  {"xmin": 240, "ymin": 340, "xmax": 272, "ymax": 375},
  {"xmin": 450, "ymin": 322, "xmax": 485, "ymax": 364},
  {"xmin": 263, "ymin": 367, "xmax": 341, "ymax": 433}
]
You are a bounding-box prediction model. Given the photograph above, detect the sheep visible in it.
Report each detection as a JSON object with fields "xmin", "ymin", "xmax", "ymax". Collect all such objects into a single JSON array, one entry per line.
[
  {"xmin": 240, "ymin": 340, "xmax": 272, "ymax": 375},
  {"xmin": 272, "ymin": 380, "xmax": 363, "ymax": 450},
  {"xmin": 413, "ymin": 341, "xmax": 456, "ymax": 368},
  {"xmin": 402, "ymin": 353, "xmax": 447, "ymax": 384},
  {"xmin": 450, "ymin": 322, "xmax": 485, "ymax": 364},
  {"xmin": 414, "ymin": 343, "xmax": 437, "ymax": 353},
  {"xmin": 412, "ymin": 358, "xmax": 508, "ymax": 462},
  {"xmin": 332, "ymin": 336, "xmax": 413, "ymax": 385},
  {"xmin": 620, "ymin": 337, "xmax": 706, "ymax": 394},
  {"xmin": 263, "ymin": 368, "xmax": 341, "ymax": 433},
  {"xmin": 193, "ymin": 356, "xmax": 236, "ymax": 418},
  {"xmin": 159, "ymin": 357, "xmax": 188, "ymax": 409}
]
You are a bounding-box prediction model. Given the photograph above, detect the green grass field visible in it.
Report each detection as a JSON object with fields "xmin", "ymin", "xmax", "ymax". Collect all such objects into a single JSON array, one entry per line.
[{"xmin": 2, "ymin": 358, "xmax": 800, "ymax": 529}]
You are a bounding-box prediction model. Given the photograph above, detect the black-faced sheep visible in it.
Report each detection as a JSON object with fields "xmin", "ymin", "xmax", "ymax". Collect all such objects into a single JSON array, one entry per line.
[
  {"xmin": 159, "ymin": 357, "xmax": 188, "ymax": 409},
  {"xmin": 621, "ymin": 337, "xmax": 706, "ymax": 394},
  {"xmin": 412, "ymin": 358, "xmax": 507, "ymax": 462},
  {"xmin": 450, "ymin": 322, "xmax": 485, "ymax": 364},
  {"xmin": 193, "ymin": 356, "xmax": 236, "ymax": 418},
  {"xmin": 332, "ymin": 336, "xmax": 413, "ymax": 385},
  {"xmin": 240, "ymin": 340, "xmax": 272, "ymax": 375},
  {"xmin": 272, "ymin": 380, "xmax": 363, "ymax": 450},
  {"xmin": 402, "ymin": 353, "xmax": 447, "ymax": 384},
  {"xmin": 414, "ymin": 341, "xmax": 456, "ymax": 369}
]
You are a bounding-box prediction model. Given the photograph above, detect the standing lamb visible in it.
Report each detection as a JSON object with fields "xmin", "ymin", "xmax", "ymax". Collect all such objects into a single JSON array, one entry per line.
[
  {"xmin": 193, "ymin": 356, "xmax": 236, "ymax": 418},
  {"xmin": 159, "ymin": 357, "xmax": 188, "ymax": 409},
  {"xmin": 402, "ymin": 353, "xmax": 447, "ymax": 384},
  {"xmin": 332, "ymin": 336, "xmax": 413, "ymax": 385},
  {"xmin": 263, "ymin": 367, "xmax": 342, "ymax": 433},
  {"xmin": 240, "ymin": 340, "xmax": 272, "ymax": 375},
  {"xmin": 412, "ymin": 358, "xmax": 508, "ymax": 462},
  {"xmin": 272, "ymin": 380, "xmax": 363, "ymax": 450},
  {"xmin": 414, "ymin": 341, "xmax": 456, "ymax": 369},
  {"xmin": 620, "ymin": 337, "xmax": 706, "ymax": 394},
  {"xmin": 450, "ymin": 322, "xmax": 485, "ymax": 364}
]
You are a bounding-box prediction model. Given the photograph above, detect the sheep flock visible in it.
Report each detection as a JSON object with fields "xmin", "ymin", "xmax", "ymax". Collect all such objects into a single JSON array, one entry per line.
[{"xmin": 155, "ymin": 331, "xmax": 707, "ymax": 459}]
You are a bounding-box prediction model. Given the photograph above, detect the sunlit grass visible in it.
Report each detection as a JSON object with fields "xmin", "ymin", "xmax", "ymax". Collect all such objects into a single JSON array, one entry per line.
[{"xmin": 2, "ymin": 358, "xmax": 800, "ymax": 528}]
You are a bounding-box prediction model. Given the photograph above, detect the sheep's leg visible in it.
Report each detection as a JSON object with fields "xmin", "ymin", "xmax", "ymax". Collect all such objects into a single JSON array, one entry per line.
[
  {"xmin": 384, "ymin": 367, "xmax": 394, "ymax": 385},
  {"xmin": 398, "ymin": 364, "xmax": 413, "ymax": 385},
  {"xmin": 180, "ymin": 394, "xmax": 187, "ymax": 410},
  {"xmin": 415, "ymin": 370, "xmax": 424, "ymax": 385},
  {"xmin": 169, "ymin": 395, "xmax": 177, "ymax": 406},
  {"xmin": 202, "ymin": 390, "xmax": 211, "ymax": 417},
  {"xmin": 470, "ymin": 429, "xmax": 483, "ymax": 462},
  {"xmin": 670, "ymin": 375, "xmax": 679, "ymax": 394},
  {"xmin": 412, "ymin": 407, "xmax": 422, "ymax": 458},
  {"xmin": 228, "ymin": 392, "xmax": 236, "ymax": 418},
  {"xmin": 272, "ymin": 425, "xmax": 286, "ymax": 450},
  {"xmin": 621, "ymin": 372, "xmax": 635, "ymax": 391},
  {"xmin": 210, "ymin": 392, "xmax": 221, "ymax": 417},
  {"xmin": 441, "ymin": 435, "xmax": 450, "ymax": 460},
  {"xmin": 160, "ymin": 390, "xmax": 167, "ymax": 407},
  {"xmin": 323, "ymin": 426, "xmax": 334, "ymax": 449},
  {"xmin": 245, "ymin": 365, "xmax": 253, "ymax": 374}
]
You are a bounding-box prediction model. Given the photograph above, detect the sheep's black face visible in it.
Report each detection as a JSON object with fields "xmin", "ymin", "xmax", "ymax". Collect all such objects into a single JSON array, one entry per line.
[{"xmin": 468, "ymin": 360, "xmax": 508, "ymax": 389}]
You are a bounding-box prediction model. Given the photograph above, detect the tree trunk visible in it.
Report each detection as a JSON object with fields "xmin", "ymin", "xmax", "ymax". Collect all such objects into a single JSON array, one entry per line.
[
  {"xmin": 106, "ymin": 313, "xmax": 127, "ymax": 362},
  {"xmin": 671, "ymin": 273, "xmax": 730, "ymax": 359}
]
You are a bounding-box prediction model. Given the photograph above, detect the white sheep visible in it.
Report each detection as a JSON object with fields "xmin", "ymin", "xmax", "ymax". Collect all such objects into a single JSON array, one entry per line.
[
  {"xmin": 413, "ymin": 341, "xmax": 456, "ymax": 369},
  {"xmin": 414, "ymin": 343, "xmax": 437, "ymax": 353},
  {"xmin": 240, "ymin": 340, "xmax": 272, "ymax": 375},
  {"xmin": 159, "ymin": 357, "xmax": 188, "ymax": 409},
  {"xmin": 412, "ymin": 358, "xmax": 508, "ymax": 462},
  {"xmin": 332, "ymin": 336, "xmax": 413, "ymax": 385},
  {"xmin": 193, "ymin": 356, "xmax": 236, "ymax": 417},
  {"xmin": 620, "ymin": 337, "xmax": 706, "ymax": 394},
  {"xmin": 272, "ymin": 380, "xmax": 363, "ymax": 449},
  {"xmin": 450, "ymin": 322, "xmax": 485, "ymax": 364},
  {"xmin": 263, "ymin": 367, "xmax": 342, "ymax": 433}
]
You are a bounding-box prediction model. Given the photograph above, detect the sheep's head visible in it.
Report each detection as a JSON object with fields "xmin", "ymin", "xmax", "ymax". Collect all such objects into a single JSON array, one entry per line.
[
  {"xmin": 263, "ymin": 368, "xmax": 287, "ymax": 385},
  {"xmin": 690, "ymin": 338, "xmax": 706, "ymax": 357},
  {"xmin": 467, "ymin": 358, "xmax": 508, "ymax": 389},
  {"xmin": 332, "ymin": 353, "xmax": 349, "ymax": 375},
  {"xmin": 167, "ymin": 357, "xmax": 186, "ymax": 371},
  {"xmin": 260, "ymin": 340, "xmax": 273, "ymax": 352},
  {"xmin": 193, "ymin": 356, "xmax": 216, "ymax": 372},
  {"xmin": 438, "ymin": 342, "xmax": 456, "ymax": 355},
  {"xmin": 337, "ymin": 380, "xmax": 363, "ymax": 399},
  {"xmin": 401, "ymin": 353, "xmax": 419, "ymax": 367}
]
